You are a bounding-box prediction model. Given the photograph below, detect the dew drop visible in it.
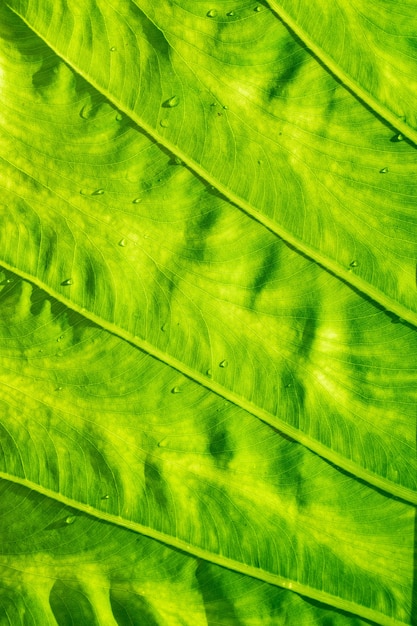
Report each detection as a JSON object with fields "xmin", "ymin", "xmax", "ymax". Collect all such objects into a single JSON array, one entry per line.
[
  {"xmin": 56, "ymin": 386, "xmax": 63, "ymax": 391},
  {"xmin": 161, "ymin": 323, "xmax": 168, "ymax": 332},
  {"xmin": 174, "ymin": 157, "xmax": 183, "ymax": 165},
  {"xmin": 171, "ymin": 386, "xmax": 181, "ymax": 394},
  {"xmin": 227, "ymin": 11, "xmax": 235, "ymax": 16},
  {"xmin": 165, "ymin": 95, "xmax": 179, "ymax": 108},
  {"xmin": 158, "ymin": 438, "xmax": 168, "ymax": 448},
  {"xmin": 379, "ymin": 167, "xmax": 388, "ymax": 174},
  {"xmin": 206, "ymin": 368, "xmax": 212, "ymax": 376},
  {"xmin": 116, "ymin": 113, "xmax": 123, "ymax": 121},
  {"xmin": 61, "ymin": 278, "xmax": 73, "ymax": 286},
  {"xmin": 110, "ymin": 46, "xmax": 117, "ymax": 52},
  {"xmin": 396, "ymin": 133, "xmax": 404, "ymax": 141},
  {"xmin": 207, "ymin": 9, "xmax": 218, "ymax": 17},
  {"xmin": 219, "ymin": 359, "xmax": 228, "ymax": 368},
  {"xmin": 92, "ymin": 188, "xmax": 105, "ymax": 195},
  {"xmin": 79, "ymin": 104, "xmax": 91, "ymax": 120},
  {"xmin": 254, "ymin": 5, "xmax": 261, "ymax": 11},
  {"xmin": 101, "ymin": 494, "xmax": 109, "ymax": 500},
  {"xmin": 223, "ymin": 105, "xmax": 229, "ymax": 110},
  {"xmin": 5, "ymin": 278, "xmax": 12, "ymax": 284},
  {"xmin": 160, "ymin": 119, "xmax": 169, "ymax": 128},
  {"xmin": 210, "ymin": 102, "xmax": 217, "ymax": 107},
  {"xmin": 65, "ymin": 516, "xmax": 76, "ymax": 525},
  {"xmin": 118, "ymin": 238, "xmax": 127, "ymax": 247},
  {"xmin": 349, "ymin": 260, "xmax": 358, "ymax": 268},
  {"xmin": 132, "ymin": 197, "xmax": 142, "ymax": 204}
]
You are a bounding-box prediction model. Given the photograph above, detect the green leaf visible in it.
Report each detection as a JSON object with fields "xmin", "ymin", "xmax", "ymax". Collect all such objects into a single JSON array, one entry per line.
[
  {"xmin": 267, "ymin": 0, "xmax": 417, "ymax": 140},
  {"xmin": 0, "ymin": 2, "xmax": 416, "ymax": 503},
  {"xmin": 5, "ymin": 0, "xmax": 417, "ymax": 324},
  {"xmin": 0, "ymin": 479, "xmax": 375, "ymax": 626},
  {"xmin": 0, "ymin": 1, "xmax": 416, "ymax": 624},
  {"xmin": 0, "ymin": 269, "xmax": 415, "ymax": 625}
]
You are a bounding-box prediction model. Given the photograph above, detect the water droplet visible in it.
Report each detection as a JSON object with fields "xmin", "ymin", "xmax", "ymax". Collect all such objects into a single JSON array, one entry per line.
[
  {"xmin": 227, "ymin": 11, "xmax": 235, "ymax": 16},
  {"xmin": 161, "ymin": 323, "xmax": 168, "ymax": 332},
  {"xmin": 101, "ymin": 494, "xmax": 109, "ymax": 500},
  {"xmin": 132, "ymin": 197, "xmax": 142, "ymax": 204},
  {"xmin": 65, "ymin": 515, "xmax": 76, "ymax": 524},
  {"xmin": 286, "ymin": 382, "xmax": 292, "ymax": 388},
  {"xmin": 379, "ymin": 167, "xmax": 388, "ymax": 174},
  {"xmin": 56, "ymin": 386, "xmax": 63, "ymax": 391},
  {"xmin": 5, "ymin": 278, "xmax": 12, "ymax": 284},
  {"xmin": 165, "ymin": 95, "xmax": 179, "ymax": 108},
  {"xmin": 257, "ymin": 159, "xmax": 262, "ymax": 165},
  {"xmin": 223, "ymin": 105, "xmax": 229, "ymax": 110},
  {"xmin": 206, "ymin": 368, "xmax": 212, "ymax": 376},
  {"xmin": 158, "ymin": 438, "xmax": 168, "ymax": 448},
  {"xmin": 391, "ymin": 132, "xmax": 404, "ymax": 142},
  {"xmin": 116, "ymin": 113, "xmax": 123, "ymax": 121},
  {"xmin": 92, "ymin": 188, "xmax": 105, "ymax": 195},
  {"xmin": 110, "ymin": 46, "xmax": 117, "ymax": 52},
  {"xmin": 210, "ymin": 102, "xmax": 217, "ymax": 107},
  {"xmin": 79, "ymin": 104, "xmax": 91, "ymax": 120},
  {"xmin": 61, "ymin": 278, "xmax": 73, "ymax": 286},
  {"xmin": 350, "ymin": 260, "xmax": 358, "ymax": 268},
  {"xmin": 254, "ymin": 5, "xmax": 261, "ymax": 11},
  {"xmin": 219, "ymin": 360, "xmax": 228, "ymax": 368},
  {"xmin": 160, "ymin": 119, "xmax": 169, "ymax": 128},
  {"xmin": 207, "ymin": 9, "xmax": 218, "ymax": 17},
  {"xmin": 118, "ymin": 238, "xmax": 127, "ymax": 247},
  {"xmin": 171, "ymin": 386, "xmax": 181, "ymax": 394},
  {"xmin": 174, "ymin": 157, "xmax": 182, "ymax": 165}
]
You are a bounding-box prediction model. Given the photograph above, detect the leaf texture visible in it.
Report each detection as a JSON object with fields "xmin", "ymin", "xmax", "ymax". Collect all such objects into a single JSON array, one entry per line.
[
  {"xmin": 0, "ymin": 3, "xmax": 416, "ymax": 503},
  {"xmin": 0, "ymin": 1, "xmax": 416, "ymax": 625},
  {"xmin": 5, "ymin": 0, "xmax": 417, "ymax": 324}
]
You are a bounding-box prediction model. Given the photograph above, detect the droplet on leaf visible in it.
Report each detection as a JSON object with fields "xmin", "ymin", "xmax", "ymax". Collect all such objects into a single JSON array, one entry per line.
[
  {"xmin": 206, "ymin": 368, "xmax": 212, "ymax": 376},
  {"xmin": 118, "ymin": 238, "xmax": 127, "ymax": 247},
  {"xmin": 171, "ymin": 386, "xmax": 181, "ymax": 394},
  {"xmin": 161, "ymin": 323, "xmax": 168, "ymax": 332},
  {"xmin": 116, "ymin": 113, "xmax": 123, "ymax": 121},
  {"xmin": 101, "ymin": 494, "xmax": 109, "ymax": 500},
  {"xmin": 223, "ymin": 105, "xmax": 229, "ymax": 110},
  {"xmin": 132, "ymin": 197, "xmax": 142, "ymax": 204},
  {"xmin": 254, "ymin": 5, "xmax": 261, "ymax": 11},
  {"xmin": 65, "ymin": 516, "xmax": 76, "ymax": 525},
  {"xmin": 79, "ymin": 104, "xmax": 91, "ymax": 120},
  {"xmin": 379, "ymin": 167, "xmax": 388, "ymax": 174},
  {"xmin": 165, "ymin": 95, "xmax": 179, "ymax": 108},
  {"xmin": 61, "ymin": 278, "xmax": 73, "ymax": 286},
  {"xmin": 92, "ymin": 188, "xmax": 105, "ymax": 195},
  {"xmin": 174, "ymin": 157, "xmax": 183, "ymax": 165},
  {"xmin": 227, "ymin": 11, "xmax": 235, "ymax": 16},
  {"xmin": 350, "ymin": 260, "xmax": 358, "ymax": 268},
  {"xmin": 207, "ymin": 9, "xmax": 218, "ymax": 17},
  {"xmin": 110, "ymin": 46, "xmax": 117, "ymax": 52},
  {"xmin": 219, "ymin": 360, "xmax": 228, "ymax": 368},
  {"xmin": 160, "ymin": 119, "xmax": 169, "ymax": 128},
  {"xmin": 56, "ymin": 386, "xmax": 63, "ymax": 391}
]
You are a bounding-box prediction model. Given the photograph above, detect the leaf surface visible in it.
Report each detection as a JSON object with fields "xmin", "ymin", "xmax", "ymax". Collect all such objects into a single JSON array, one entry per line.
[
  {"xmin": 0, "ymin": 3, "xmax": 416, "ymax": 503},
  {"xmin": 267, "ymin": 0, "xmax": 417, "ymax": 140},
  {"xmin": 0, "ymin": 268, "xmax": 415, "ymax": 625},
  {"xmin": 0, "ymin": 2, "xmax": 416, "ymax": 625},
  {"xmin": 0, "ymin": 479, "xmax": 377, "ymax": 626},
  {"xmin": 5, "ymin": 0, "xmax": 417, "ymax": 324}
]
